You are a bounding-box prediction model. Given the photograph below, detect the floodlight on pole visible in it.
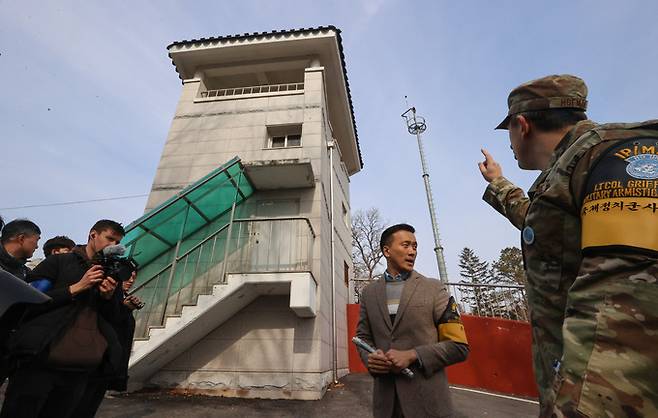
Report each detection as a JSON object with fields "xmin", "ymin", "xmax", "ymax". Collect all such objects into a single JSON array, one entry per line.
[{"xmin": 401, "ymin": 103, "xmax": 449, "ymax": 283}]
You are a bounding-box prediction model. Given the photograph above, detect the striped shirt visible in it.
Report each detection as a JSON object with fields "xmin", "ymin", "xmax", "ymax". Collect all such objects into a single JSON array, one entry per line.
[{"xmin": 384, "ymin": 270, "xmax": 410, "ymax": 322}]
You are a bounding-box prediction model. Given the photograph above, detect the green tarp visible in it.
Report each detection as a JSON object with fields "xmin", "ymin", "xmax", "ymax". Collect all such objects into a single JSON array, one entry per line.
[{"xmin": 122, "ymin": 157, "xmax": 253, "ymax": 285}]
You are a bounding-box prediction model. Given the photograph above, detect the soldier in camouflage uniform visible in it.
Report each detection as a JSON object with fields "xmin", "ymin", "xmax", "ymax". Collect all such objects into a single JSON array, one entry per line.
[{"xmin": 478, "ymin": 74, "xmax": 658, "ymax": 417}]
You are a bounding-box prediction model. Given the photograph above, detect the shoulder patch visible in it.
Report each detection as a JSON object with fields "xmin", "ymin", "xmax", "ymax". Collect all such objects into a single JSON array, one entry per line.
[
  {"xmin": 439, "ymin": 296, "xmax": 462, "ymax": 323},
  {"xmin": 581, "ymin": 137, "xmax": 658, "ymax": 254}
]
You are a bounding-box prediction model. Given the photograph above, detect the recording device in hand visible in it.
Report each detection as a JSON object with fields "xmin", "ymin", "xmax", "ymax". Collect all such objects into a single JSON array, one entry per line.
[
  {"xmin": 124, "ymin": 295, "xmax": 145, "ymax": 310},
  {"xmin": 93, "ymin": 244, "xmax": 138, "ymax": 282},
  {"xmin": 352, "ymin": 336, "xmax": 415, "ymax": 378}
]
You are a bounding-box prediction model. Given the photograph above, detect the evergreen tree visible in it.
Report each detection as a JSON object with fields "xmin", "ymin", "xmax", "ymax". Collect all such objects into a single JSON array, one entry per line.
[
  {"xmin": 457, "ymin": 247, "xmax": 490, "ymax": 315},
  {"xmin": 456, "ymin": 246, "xmax": 529, "ymax": 321}
]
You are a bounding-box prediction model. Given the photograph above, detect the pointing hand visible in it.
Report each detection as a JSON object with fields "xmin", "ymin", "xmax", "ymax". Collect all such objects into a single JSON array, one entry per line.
[{"xmin": 478, "ymin": 148, "xmax": 503, "ymax": 183}]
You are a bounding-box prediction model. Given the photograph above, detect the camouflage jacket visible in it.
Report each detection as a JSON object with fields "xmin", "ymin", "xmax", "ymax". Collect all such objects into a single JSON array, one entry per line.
[{"xmin": 483, "ymin": 119, "xmax": 658, "ymax": 417}]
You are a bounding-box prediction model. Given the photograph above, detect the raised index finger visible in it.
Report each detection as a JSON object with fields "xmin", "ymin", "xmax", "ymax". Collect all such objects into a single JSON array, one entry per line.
[{"xmin": 481, "ymin": 148, "xmax": 495, "ymax": 162}]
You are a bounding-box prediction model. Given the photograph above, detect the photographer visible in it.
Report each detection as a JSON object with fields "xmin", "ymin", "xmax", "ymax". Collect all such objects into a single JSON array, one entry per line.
[
  {"xmin": 1, "ymin": 220, "xmax": 126, "ymax": 418},
  {"xmin": 73, "ymin": 272, "xmax": 143, "ymax": 418}
]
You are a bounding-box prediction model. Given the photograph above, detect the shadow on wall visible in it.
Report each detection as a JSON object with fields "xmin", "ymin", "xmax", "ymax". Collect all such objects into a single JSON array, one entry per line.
[{"xmin": 154, "ymin": 295, "xmax": 319, "ymax": 387}]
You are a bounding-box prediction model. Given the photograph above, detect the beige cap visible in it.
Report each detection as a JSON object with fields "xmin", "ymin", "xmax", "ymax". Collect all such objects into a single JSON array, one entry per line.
[{"xmin": 495, "ymin": 74, "xmax": 588, "ymax": 130}]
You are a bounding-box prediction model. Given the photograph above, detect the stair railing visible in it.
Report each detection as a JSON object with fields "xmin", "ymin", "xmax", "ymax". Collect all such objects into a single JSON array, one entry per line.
[{"xmin": 129, "ymin": 217, "xmax": 315, "ymax": 339}]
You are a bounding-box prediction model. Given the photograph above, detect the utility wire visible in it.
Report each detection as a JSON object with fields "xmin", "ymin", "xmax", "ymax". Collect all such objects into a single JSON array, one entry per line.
[{"xmin": 0, "ymin": 194, "xmax": 149, "ymax": 210}]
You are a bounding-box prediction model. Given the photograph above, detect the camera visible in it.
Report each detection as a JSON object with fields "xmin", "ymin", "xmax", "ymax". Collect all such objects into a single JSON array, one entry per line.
[
  {"xmin": 93, "ymin": 244, "xmax": 138, "ymax": 283},
  {"xmin": 96, "ymin": 256, "xmax": 138, "ymax": 283}
]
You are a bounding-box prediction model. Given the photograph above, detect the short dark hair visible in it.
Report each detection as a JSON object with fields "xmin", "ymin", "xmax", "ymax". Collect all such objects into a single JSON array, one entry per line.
[
  {"xmin": 43, "ymin": 236, "xmax": 76, "ymax": 257},
  {"xmin": 511, "ymin": 109, "xmax": 587, "ymax": 132},
  {"xmin": 91, "ymin": 219, "xmax": 125, "ymax": 237},
  {"xmin": 0, "ymin": 219, "xmax": 41, "ymax": 244},
  {"xmin": 380, "ymin": 224, "xmax": 415, "ymax": 253}
]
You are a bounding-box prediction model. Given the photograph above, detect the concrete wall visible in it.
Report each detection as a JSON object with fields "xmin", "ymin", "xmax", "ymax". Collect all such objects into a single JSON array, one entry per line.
[
  {"xmin": 149, "ymin": 295, "xmax": 334, "ymax": 400},
  {"xmin": 144, "ymin": 64, "xmax": 350, "ymax": 398},
  {"xmin": 145, "ymin": 84, "xmax": 312, "ymax": 211}
]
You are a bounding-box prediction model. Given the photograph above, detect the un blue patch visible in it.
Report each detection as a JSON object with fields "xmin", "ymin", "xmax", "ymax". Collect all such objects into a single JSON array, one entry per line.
[
  {"xmin": 522, "ymin": 226, "xmax": 535, "ymax": 245},
  {"xmin": 626, "ymin": 154, "xmax": 658, "ymax": 179}
]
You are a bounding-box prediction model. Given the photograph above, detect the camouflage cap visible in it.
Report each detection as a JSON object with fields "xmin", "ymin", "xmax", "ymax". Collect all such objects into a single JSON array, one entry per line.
[{"xmin": 495, "ymin": 74, "xmax": 588, "ymax": 130}]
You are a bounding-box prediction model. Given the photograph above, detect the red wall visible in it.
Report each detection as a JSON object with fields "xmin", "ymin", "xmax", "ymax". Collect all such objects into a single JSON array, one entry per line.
[
  {"xmin": 346, "ymin": 304, "xmax": 538, "ymax": 399},
  {"xmin": 347, "ymin": 304, "xmax": 368, "ymax": 373}
]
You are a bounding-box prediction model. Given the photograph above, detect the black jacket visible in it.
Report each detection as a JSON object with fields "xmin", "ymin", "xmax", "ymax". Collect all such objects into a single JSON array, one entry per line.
[
  {"xmin": 8, "ymin": 247, "xmax": 122, "ymax": 375},
  {"xmin": 0, "ymin": 245, "xmax": 28, "ymax": 281},
  {"xmin": 0, "ymin": 245, "xmax": 30, "ymax": 379},
  {"xmin": 107, "ymin": 292, "xmax": 136, "ymax": 391}
]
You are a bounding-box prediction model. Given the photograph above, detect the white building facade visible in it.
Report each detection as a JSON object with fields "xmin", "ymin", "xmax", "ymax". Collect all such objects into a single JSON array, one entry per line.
[{"xmin": 125, "ymin": 26, "xmax": 362, "ymax": 400}]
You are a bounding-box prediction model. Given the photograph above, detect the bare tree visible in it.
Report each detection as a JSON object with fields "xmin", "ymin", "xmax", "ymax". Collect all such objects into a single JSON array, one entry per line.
[{"xmin": 351, "ymin": 208, "xmax": 386, "ymax": 280}]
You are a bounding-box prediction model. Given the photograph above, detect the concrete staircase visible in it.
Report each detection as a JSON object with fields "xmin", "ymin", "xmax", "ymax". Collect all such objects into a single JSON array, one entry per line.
[{"xmin": 128, "ymin": 271, "xmax": 317, "ymax": 389}]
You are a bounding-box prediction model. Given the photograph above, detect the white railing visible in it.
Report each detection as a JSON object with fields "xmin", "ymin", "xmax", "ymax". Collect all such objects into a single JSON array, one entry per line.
[
  {"xmin": 448, "ymin": 282, "xmax": 529, "ymax": 322},
  {"xmin": 200, "ymin": 82, "xmax": 304, "ymax": 99},
  {"xmin": 350, "ymin": 279, "xmax": 529, "ymax": 321}
]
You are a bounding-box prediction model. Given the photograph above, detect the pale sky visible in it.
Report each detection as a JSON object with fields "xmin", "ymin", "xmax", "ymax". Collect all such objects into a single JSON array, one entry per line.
[{"xmin": 1, "ymin": 0, "xmax": 657, "ymax": 280}]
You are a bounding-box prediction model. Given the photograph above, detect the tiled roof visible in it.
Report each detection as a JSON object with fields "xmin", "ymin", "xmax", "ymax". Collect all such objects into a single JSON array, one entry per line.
[{"xmin": 167, "ymin": 26, "xmax": 363, "ymax": 169}]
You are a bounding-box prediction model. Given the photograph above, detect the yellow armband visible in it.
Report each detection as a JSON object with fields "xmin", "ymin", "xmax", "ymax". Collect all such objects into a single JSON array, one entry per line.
[{"xmin": 438, "ymin": 297, "xmax": 468, "ymax": 345}]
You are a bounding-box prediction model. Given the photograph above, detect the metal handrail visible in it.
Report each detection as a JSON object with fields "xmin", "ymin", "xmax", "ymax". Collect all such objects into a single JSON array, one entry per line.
[
  {"xmin": 448, "ymin": 281, "xmax": 529, "ymax": 322},
  {"xmin": 200, "ymin": 82, "xmax": 304, "ymax": 99},
  {"xmin": 129, "ymin": 217, "xmax": 315, "ymax": 295},
  {"xmin": 447, "ymin": 282, "xmax": 525, "ymax": 289},
  {"xmin": 234, "ymin": 217, "xmax": 316, "ymax": 238},
  {"xmin": 131, "ymin": 217, "xmax": 316, "ymax": 339},
  {"xmin": 128, "ymin": 224, "xmax": 230, "ymax": 295}
]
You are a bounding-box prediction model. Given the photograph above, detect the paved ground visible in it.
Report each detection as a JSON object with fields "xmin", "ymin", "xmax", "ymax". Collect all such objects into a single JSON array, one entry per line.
[{"xmin": 96, "ymin": 374, "xmax": 538, "ymax": 418}]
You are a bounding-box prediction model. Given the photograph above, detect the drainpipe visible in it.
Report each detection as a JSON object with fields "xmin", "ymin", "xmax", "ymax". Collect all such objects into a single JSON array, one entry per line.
[
  {"xmin": 313, "ymin": 59, "xmax": 338, "ymax": 384},
  {"xmin": 328, "ymin": 139, "xmax": 338, "ymax": 384}
]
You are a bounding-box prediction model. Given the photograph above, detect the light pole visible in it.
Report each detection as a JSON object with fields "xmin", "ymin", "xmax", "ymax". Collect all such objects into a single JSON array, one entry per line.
[{"xmin": 401, "ymin": 105, "xmax": 449, "ymax": 283}]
